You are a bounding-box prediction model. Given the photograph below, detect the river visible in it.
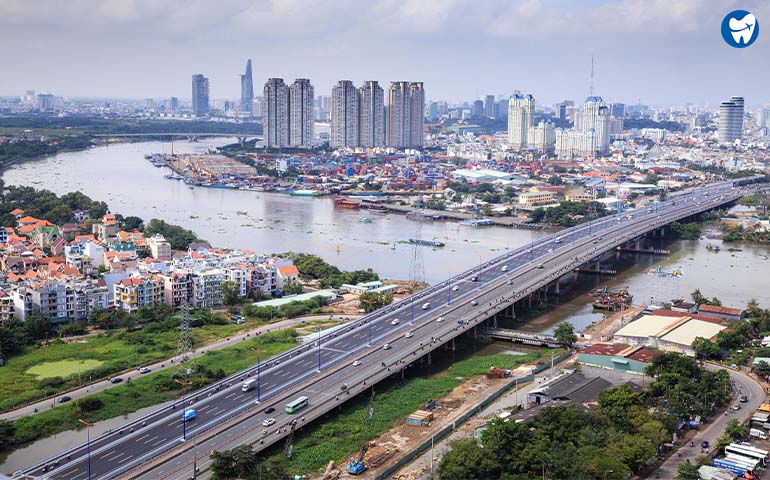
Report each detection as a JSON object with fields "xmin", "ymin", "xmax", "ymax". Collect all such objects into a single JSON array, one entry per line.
[{"xmin": 3, "ymin": 139, "xmax": 770, "ymax": 473}]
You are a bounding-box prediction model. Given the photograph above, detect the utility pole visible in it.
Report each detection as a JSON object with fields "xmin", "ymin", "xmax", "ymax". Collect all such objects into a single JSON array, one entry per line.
[{"xmin": 78, "ymin": 419, "xmax": 96, "ymax": 480}]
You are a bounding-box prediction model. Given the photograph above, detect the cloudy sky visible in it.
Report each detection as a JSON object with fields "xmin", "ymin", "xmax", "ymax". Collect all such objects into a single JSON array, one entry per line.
[{"xmin": 1, "ymin": 0, "xmax": 768, "ymax": 106}]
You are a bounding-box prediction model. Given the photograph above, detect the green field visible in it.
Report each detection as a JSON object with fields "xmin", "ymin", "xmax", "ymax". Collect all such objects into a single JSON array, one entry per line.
[
  {"xmin": 27, "ymin": 359, "xmax": 105, "ymax": 379},
  {"xmin": 4, "ymin": 329, "xmax": 299, "ymax": 453},
  {"xmin": 0, "ymin": 314, "xmax": 281, "ymax": 413}
]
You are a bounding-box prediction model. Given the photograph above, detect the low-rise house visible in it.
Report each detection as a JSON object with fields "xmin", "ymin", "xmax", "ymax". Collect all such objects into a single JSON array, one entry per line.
[{"xmin": 697, "ymin": 304, "xmax": 745, "ymax": 322}]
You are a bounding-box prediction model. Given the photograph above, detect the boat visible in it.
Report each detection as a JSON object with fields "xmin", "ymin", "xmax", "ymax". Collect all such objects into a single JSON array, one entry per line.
[
  {"xmin": 359, "ymin": 217, "xmax": 373, "ymax": 224},
  {"xmin": 333, "ymin": 197, "xmax": 361, "ymax": 209},
  {"xmin": 291, "ymin": 189, "xmax": 321, "ymax": 197},
  {"xmin": 367, "ymin": 204, "xmax": 389, "ymax": 213},
  {"xmin": 164, "ymin": 173, "xmax": 184, "ymax": 180},
  {"xmin": 591, "ymin": 287, "xmax": 633, "ymax": 311},
  {"xmin": 706, "ymin": 243, "xmax": 721, "ymax": 252},
  {"xmin": 408, "ymin": 238, "xmax": 445, "ymax": 247},
  {"xmin": 461, "ymin": 219, "xmax": 495, "ymax": 227},
  {"xmin": 236, "ymin": 211, "xmax": 248, "ymax": 216}
]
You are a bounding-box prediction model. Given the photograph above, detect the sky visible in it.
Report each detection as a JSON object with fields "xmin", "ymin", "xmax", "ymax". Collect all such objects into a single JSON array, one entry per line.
[{"xmin": 1, "ymin": 0, "xmax": 769, "ymax": 106}]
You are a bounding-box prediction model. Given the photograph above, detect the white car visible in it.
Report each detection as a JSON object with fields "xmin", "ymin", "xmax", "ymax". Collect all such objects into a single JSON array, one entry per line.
[
  {"xmin": 436, "ymin": 317, "xmax": 444, "ymax": 322},
  {"xmin": 352, "ymin": 360, "xmax": 362, "ymax": 367},
  {"xmin": 501, "ymin": 265, "xmax": 508, "ymax": 272},
  {"xmin": 471, "ymin": 300, "xmax": 478, "ymax": 306},
  {"xmin": 391, "ymin": 318, "xmax": 400, "ymax": 326},
  {"xmin": 452, "ymin": 286, "xmax": 459, "ymax": 291},
  {"xmin": 405, "ymin": 332, "xmax": 414, "ymax": 338},
  {"xmin": 262, "ymin": 418, "xmax": 276, "ymax": 427},
  {"xmin": 383, "ymin": 343, "xmax": 392, "ymax": 350},
  {"xmin": 138, "ymin": 367, "xmax": 151, "ymax": 374}
]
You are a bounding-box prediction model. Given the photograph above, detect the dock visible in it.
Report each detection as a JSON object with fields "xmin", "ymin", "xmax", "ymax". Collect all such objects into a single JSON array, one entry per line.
[
  {"xmin": 575, "ymin": 267, "xmax": 618, "ymax": 275},
  {"xmin": 616, "ymin": 247, "xmax": 671, "ymax": 255},
  {"xmin": 360, "ymin": 200, "xmax": 545, "ymax": 229}
]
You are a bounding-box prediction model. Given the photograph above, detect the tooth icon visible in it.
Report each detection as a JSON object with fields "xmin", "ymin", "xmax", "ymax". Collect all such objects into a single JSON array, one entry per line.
[{"xmin": 729, "ymin": 13, "xmax": 756, "ymax": 44}]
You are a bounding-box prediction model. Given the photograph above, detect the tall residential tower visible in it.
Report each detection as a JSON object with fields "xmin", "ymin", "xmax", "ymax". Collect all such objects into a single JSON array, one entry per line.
[
  {"xmin": 191, "ymin": 74, "xmax": 210, "ymax": 117},
  {"xmin": 289, "ymin": 78, "xmax": 314, "ymax": 148},
  {"xmin": 331, "ymin": 80, "xmax": 359, "ymax": 148},
  {"xmin": 263, "ymin": 78, "xmax": 289, "ymax": 148},
  {"xmin": 507, "ymin": 94, "xmax": 535, "ymax": 149},
  {"xmin": 386, "ymin": 81, "xmax": 424, "ymax": 149},
  {"xmin": 359, "ymin": 81, "xmax": 384, "ymax": 148}
]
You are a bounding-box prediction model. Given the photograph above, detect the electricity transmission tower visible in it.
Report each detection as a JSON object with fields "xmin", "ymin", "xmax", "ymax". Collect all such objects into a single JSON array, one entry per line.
[
  {"xmin": 410, "ymin": 211, "xmax": 426, "ymax": 285},
  {"xmin": 176, "ymin": 294, "xmax": 196, "ymax": 375}
]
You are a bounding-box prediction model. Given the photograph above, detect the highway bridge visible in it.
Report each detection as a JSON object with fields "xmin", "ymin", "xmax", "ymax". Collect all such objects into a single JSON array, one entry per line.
[{"xmin": 18, "ymin": 179, "xmax": 762, "ymax": 480}]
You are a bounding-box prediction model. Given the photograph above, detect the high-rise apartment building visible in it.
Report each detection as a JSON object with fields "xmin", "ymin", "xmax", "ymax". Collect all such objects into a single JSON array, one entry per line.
[
  {"xmin": 240, "ymin": 59, "xmax": 254, "ymax": 115},
  {"xmin": 37, "ymin": 93, "xmax": 55, "ymax": 112},
  {"xmin": 484, "ymin": 95, "xmax": 496, "ymax": 118},
  {"xmin": 331, "ymin": 80, "xmax": 359, "ymax": 148},
  {"xmin": 610, "ymin": 103, "xmax": 626, "ymax": 118},
  {"xmin": 527, "ymin": 121, "xmax": 556, "ymax": 153},
  {"xmin": 263, "ymin": 78, "xmax": 290, "ymax": 148},
  {"xmin": 507, "ymin": 94, "xmax": 535, "ymax": 149},
  {"xmin": 359, "ymin": 81, "xmax": 385, "ymax": 148},
  {"xmin": 191, "ymin": 74, "xmax": 210, "ymax": 117},
  {"xmin": 289, "ymin": 78, "xmax": 314, "ymax": 148},
  {"xmin": 719, "ymin": 96, "xmax": 744, "ymax": 144},
  {"xmin": 760, "ymin": 107, "xmax": 770, "ymax": 129},
  {"xmin": 471, "ymin": 100, "xmax": 484, "ymax": 117},
  {"xmin": 386, "ymin": 81, "xmax": 424, "ymax": 149},
  {"xmin": 582, "ymin": 96, "xmax": 610, "ymax": 155},
  {"xmin": 170, "ymin": 96, "xmax": 179, "ymax": 112}
]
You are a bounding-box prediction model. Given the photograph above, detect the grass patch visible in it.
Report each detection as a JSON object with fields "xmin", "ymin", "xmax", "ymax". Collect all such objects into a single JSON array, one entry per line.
[
  {"xmin": 262, "ymin": 349, "xmax": 559, "ymax": 476},
  {"xmin": 26, "ymin": 360, "xmax": 105, "ymax": 379},
  {"xmin": 4, "ymin": 330, "xmax": 299, "ymax": 454}
]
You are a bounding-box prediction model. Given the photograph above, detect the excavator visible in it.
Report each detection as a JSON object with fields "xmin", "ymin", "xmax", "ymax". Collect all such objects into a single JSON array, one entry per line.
[{"xmin": 347, "ymin": 389, "xmax": 375, "ymax": 475}]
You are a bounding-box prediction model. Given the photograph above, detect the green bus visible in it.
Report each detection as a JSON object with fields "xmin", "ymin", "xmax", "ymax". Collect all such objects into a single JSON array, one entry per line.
[{"xmin": 285, "ymin": 395, "xmax": 309, "ymax": 414}]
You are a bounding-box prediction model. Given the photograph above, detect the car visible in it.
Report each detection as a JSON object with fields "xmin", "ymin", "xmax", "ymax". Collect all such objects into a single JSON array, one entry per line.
[
  {"xmin": 262, "ymin": 418, "xmax": 276, "ymax": 427},
  {"xmin": 536, "ymin": 264, "xmax": 544, "ymax": 269},
  {"xmin": 352, "ymin": 360, "xmax": 362, "ymax": 367},
  {"xmin": 58, "ymin": 396, "xmax": 72, "ymax": 404},
  {"xmin": 139, "ymin": 367, "xmax": 151, "ymax": 374},
  {"xmin": 383, "ymin": 343, "xmax": 392, "ymax": 350},
  {"xmin": 183, "ymin": 409, "xmax": 197, "ymax": 421},
  {"xmin": 421, "ymin": 302, "xmax": 430, "ymax": 310},
  {"xmin": 507, "ymin": 279, "xmax": 514, "ymax": 285},
  {"xmin": 457, "ymin": 319, "xmax": 465, "ymax": 325},
  {"xmin": 501, "ymin": 265, "xmax": 508, "ymax": 272},
  {"xmin": 391, "ymin": 319, "xmax": 400, "ymax": 326},
  {"xmin": 591, "ymin": 240, "xmax": 598, "ymax": 244},
  {"xmin": 701, "ymin": 440, "xmax": 709, "ymax": 449},
  {"xmin": 264, "ymin": 407, "xmax": 276, "ymax": 414},
  {"xmin": 405, "ymin": 332, "xmax": 414, "ymax": 338},
  {"xmin": 470, "ymin": 275, "xmax": 478, "ymax": 281},
  {"xmin": 340, "ymin": 384, "xmax": 348, "ymax": 391},
  {"xmin": 436, "ymin": 317, "xmax": 444, "ymax": 322},
  {"xmin": 739, "ymin": 395, "xmax": 748, "ymax": 403},
  {"xmin": 110, "ymin": 377, "xmax": 123, "ymax": 384},
  {"xmin": 471, "ymin": 300, "xmax": 478, "ymax": 306},
  {"xmin": 554, "ymin": 237, "xmax": 562, "ymax": 243},
  {"xmin": 452, "ymin": 286, "xmax": 459, "ymax": 291},
  {"xmin": 732, "ymin": 404, "xmax": 742, "ymax": 411}
]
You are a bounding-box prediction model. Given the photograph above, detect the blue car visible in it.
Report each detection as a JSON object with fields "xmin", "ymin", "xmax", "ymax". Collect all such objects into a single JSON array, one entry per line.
[{"xmin": 183, "ymin": 409, "xmax": 197, "ymax": 421}]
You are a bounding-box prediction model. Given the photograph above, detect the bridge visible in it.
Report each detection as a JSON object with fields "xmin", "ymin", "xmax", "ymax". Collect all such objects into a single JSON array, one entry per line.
[
  {"xmin": 483, "ymin": 328, "xmax": 560, "ymax": 348},
  {"xmin": 18, "ymin": 179, "xmax": 762, "ymax": 480},
  {"xmin": 94, "ymin": 133, "xmax": 261, "ymax": 144}
]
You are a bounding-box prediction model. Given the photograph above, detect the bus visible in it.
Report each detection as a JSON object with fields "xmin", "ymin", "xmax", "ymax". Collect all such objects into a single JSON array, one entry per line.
[
  {"xmin": 726, "ymin": 443, "xmax": 769, "ymax": 465},
  {"xmin": 285, "ymin": 396, "xmax": 309, "ymax": 414}
]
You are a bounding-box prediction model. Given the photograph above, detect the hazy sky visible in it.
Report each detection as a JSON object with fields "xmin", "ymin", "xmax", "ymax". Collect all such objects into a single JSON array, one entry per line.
[{"xmin": 1, "ymin": 0, "xmax": 768, "ymax": 106}]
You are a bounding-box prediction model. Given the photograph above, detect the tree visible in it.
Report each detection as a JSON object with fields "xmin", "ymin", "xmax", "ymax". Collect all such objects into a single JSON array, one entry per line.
[
  {"xmin": 547, "ymin": 175, "xmax": 563, "ymax": 186},
  {"xmin": 24, "ymin": 313, "xmax": 51, "ymax": 340},
  {"xmin": 691, "ymin": 289, "xmax": 706, "ymax": 305},
  {"xmin": 638, "ymin": 420, "xmax": 668, "ymax": 450},
  {"xmin": 755, "ymin": 360, "xmax": 770, "ymax": 378},
  {"xmin": 359, "ymin": 290, "xmax": 394, "ymax": 313},
  {"xmin": 598, "ymin": 386, "xmax": 643, "ymax": 429},
  {"xmin": 221, "ymin": 281, "xmax": 243, "ymax": 307},
  {"xmin": 281, "ymin": 279, "xmax": 304, "ymax": 295},
  {"xmin": 438, "ymin": 439, "xmax": 499, "ymax": 480},
  {"xmin": 210, "ymin": 445, "xmax": 259, "ymax": 479},
  {"xmin": 691, "ymin": 337, "xmax": 720, "ymax": 359},
  {"xmin": 724, "ymin": 418, "xmax": 748, "ymax": 440},
  {"xmin": 122, "ymin": 216, "xmax": 144, "ymax": 231},
  {"xmin": 0, "ymin": 420, "xmax": 15, "ymax": 448},
  {"xmin": 676, "ymin": 462, "xmax": 699, "ymax": 480},
  {"xmin": 554, "ymin": 322, "xmax": 577, "ymax": 349}
]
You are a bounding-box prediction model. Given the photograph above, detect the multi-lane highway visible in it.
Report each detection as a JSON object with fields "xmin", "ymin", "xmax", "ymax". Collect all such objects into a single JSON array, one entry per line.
[{"xmin": 20, "ymin": 180, "xmax": 757, "ymax": 480}]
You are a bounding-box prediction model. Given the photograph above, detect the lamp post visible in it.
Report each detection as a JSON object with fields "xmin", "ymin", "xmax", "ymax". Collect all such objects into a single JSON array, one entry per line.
[
  {"xmin": 78, "ymin": 419, "xmax": 96, "ymax": 480},
  {"xmin": 175, "ymin": 379, "xmax": 193, "ymax": 441},
  {"xmin": 317, "ymin": 326, "xmax": 321, "ymax": 372},
  {"xmin": 250, "ymin": 347, "xmax": 266, "ymax": 402}
]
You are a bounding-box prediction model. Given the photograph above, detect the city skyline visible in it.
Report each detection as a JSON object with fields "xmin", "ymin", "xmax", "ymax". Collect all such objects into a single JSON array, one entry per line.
[{"xmin": 2, "ymin": 0, "xmax": 769, "ymax": 105}]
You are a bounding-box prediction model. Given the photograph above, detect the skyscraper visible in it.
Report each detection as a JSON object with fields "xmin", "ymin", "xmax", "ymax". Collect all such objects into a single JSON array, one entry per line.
[
  {"xmin": 582, "ymin": 96, "xmax": 610, "ymax": 155},
  {"xmin": 719, "ymin": 96, "xmax": 744, "ymax": 144},
  {"xmin": 170, "ymin": 97, "xmax": 179, "ymax": 112},
  {"xmin": 610, "ymin": 103, "xmax": 626, "ymax": 118},
  {"xmin": 331, "ymin": 80, "xmax": 359, "ymax": 148},
  {"xmin": 191, "ymin": 74, "xmax": 210, "ymax": 117},
  {"xmin": 386, "ymin": 81, "xmax": 424, "ymax": 149},
  {"xmin": 507, "ymin": 94, "xmax": 535, "ymax": 149},
  {"xmin": 240, "ymin": 59, "xmax": 254, "ymax": 115},
  {"xmin": 264, "ymin": 78, "xmax": 289, "ymax": 148},
  {"xmin": 288, "ymin": 79, "xmax": 314, "ymax": 148},
  {"xmin": 484, "ymin": 95, "xmax": 496, "ymax": 118},
  {"xmin": 359, "ymin": 81, "xmax": 385, "ymax": 148},
  {"xmin": 471, "ymin": 100, "xmax": 484, "ymax": 117}
]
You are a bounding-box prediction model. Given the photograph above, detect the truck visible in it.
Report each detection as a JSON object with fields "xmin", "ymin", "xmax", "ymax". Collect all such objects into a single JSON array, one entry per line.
[
  {"xmin": 242, "ymin": 378, "xmax": 257, "ymax": 392},
  {"xmin": 712, "ymin": 458, "xmax": 753, "ymax": 476},
  {"xmin": 751, "ymin": 428, "xmax": 768, "ymax": 440}
]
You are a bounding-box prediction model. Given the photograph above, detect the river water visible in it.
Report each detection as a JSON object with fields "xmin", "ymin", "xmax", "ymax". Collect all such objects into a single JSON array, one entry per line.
[{"xmin": 3, "ymin": 139, "xmax": 770, "ymax": 473}]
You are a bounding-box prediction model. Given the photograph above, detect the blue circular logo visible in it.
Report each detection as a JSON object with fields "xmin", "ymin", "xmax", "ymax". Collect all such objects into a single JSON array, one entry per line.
[{"xmin": 722, "ymin": 10, "xmax": 759, "ymax": 48}]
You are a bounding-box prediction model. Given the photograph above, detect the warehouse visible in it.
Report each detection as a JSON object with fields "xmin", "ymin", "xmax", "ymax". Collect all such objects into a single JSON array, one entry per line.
[{"xmin": 612, "ymin": 314, "xmax": 726, "ymax": 357}]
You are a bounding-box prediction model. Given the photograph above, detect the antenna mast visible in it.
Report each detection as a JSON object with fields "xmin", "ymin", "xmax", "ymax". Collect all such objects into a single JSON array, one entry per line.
[{"xmin": 589, "ymin": 55, "xmax": 595, "ymax": 97}]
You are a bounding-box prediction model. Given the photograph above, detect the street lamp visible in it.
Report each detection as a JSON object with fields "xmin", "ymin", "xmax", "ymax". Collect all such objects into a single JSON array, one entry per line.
[
  {"xmin": 175, "ymin": 379, "xmax": 193, "ymax": 441},
  {"xmin": 317, "ymin": 326, "xmax": 322, "ymax": 372},
  {"xmin": 78, "ymin": 419, "xmax": 96, "ymax": 480},
  {"xmin": 250, "ymin": 347, "xmax": 266, "ymax": 403}
]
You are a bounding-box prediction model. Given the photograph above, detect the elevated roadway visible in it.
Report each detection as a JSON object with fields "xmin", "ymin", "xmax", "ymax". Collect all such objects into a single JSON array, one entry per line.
[{"xmin": 18, "ymin": 180, "xmax": 759, "ymax": 480}]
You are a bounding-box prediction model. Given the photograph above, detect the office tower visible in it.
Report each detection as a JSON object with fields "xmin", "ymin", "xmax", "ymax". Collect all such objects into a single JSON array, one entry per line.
[
  {"xmin": 760, "ymin": 107, "xmax": 770, "ymax": 129},
  {"xmin": 582, "ymin": 96, "xmax": 610, "ymax": 155},
  {"xmin": 610, "ymin": 102, "xmax": 626, "ymax": 118},
  {"xmin": 484, "ymin": 95, "xmax": 496, "ymax": 118},
  {"xmin": 428, "ymin": 102, "xmax": 440, "ymax": 121},
  {"xmin": 264, "ymin": 78, "xmax": 290, "ymax": 148},
  {"xmin": 507, "ymin": 94, "xmax": 535, "ymax": 149},
  {"xmin": 240, "ymin": 59, "xmax": 254, "ymax": 115},
  {"xmin": 496, "ymin": 100, "xmax": 508, "ymax": 121},
  {"xmin": 170, "ymin": 97, "xmax": 179, "ymax": 111},
  {"xmin": 527, "ymin": 121, "xmax": 556, "ymax": 153},
  {"xmin": 331, "ymin": 80, "xmax": 359, "ymax": 148},
  {"xmin": 471, "ymin": 100, "xmax": 484, "ymax": 117},
  {"xmin": 555, "ymin": 102, "xmax": 568, "ymax": 121},
  {"xmin": 359, "ymin": 81, "xmax": 385, "ymax": 148},
  {"xmin": 191, "ymin": 74, "xmax": 210, "ymax": 117},
  {"xmin": 37, "ymin": 93, "xmax": 55, "ymax": 112},
  {"xmin": 719, "ymin": 96, "xmax": 744, "ymax": 144}
]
